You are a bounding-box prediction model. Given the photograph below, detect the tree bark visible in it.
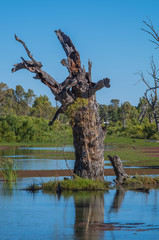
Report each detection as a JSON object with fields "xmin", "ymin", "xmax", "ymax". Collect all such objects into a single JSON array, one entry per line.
[
  {"xmin": 72, "ymin": 96, "xmax": 106, "ymax": 180},
  {"xmin": 12, "ymin": 29, "xmax": 110, "ymax": 180},
  {"xmin": 107, "ymin": 155, "xmax": 129, "ymax": 184}
]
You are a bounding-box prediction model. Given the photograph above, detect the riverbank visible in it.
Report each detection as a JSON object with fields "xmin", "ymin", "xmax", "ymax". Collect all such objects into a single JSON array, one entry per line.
[{"xmin": 1, "ymin": 168, "xmax": 159, "ymax": 178}]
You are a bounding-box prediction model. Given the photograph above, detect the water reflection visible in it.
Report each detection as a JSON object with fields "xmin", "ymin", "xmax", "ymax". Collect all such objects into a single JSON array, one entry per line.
[
  {"xmin": 0, "ymin": 180, "xmax": 17, "ymax": 196},
  {"xmin": 0, "ymin": 146, "xmax": 111, "ymax": 171},
  {"xmin": 0, "ymin": 181, "xmax": 159, "ymax": 240},
  {"xmin": 20, "ymin": 146, "xmax": 75, "ymax": 152},
  {"xmin": 109, "ymin": 186, "xmax": 126, "ymax": 213},
  {"xmin": 74, "ymin": 192, "xmax": 105, "ymax": 240}
]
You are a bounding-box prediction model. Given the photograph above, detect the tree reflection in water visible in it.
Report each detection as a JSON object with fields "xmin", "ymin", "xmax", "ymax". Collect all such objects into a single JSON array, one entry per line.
[
  {"xmin": 109, "ymin": 186, "xmax": 126, "ymax": 213},
  {"xmin": 74, "ymin": 191, "xmax": 105, "ymax": 240},
  {"xmin": 73, "ymin": 188, "xmax": 127, "ymax": 239}
]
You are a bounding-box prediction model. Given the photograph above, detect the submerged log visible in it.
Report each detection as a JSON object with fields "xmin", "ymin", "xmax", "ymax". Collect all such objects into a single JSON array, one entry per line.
[{"xmin": 107, "ymin": 155, "xmax": 129, "ymax": 184}]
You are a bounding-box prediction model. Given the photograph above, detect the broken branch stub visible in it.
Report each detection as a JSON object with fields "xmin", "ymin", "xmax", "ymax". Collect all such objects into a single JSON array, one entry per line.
[
  {"xmin": 55, "ymin": 30, "xmax": 81, "ymax": 75},
  {"xmin": 107, "ymin": 155, "xmax": 129, "ymax": 184}
]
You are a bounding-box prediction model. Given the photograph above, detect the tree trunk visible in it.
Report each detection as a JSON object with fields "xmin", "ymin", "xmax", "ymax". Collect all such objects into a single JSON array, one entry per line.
[
  {"xmin": 107, "ymin": 155, "xmax": 129, "ymax": 184},
  {"xmin": 154, "ymin": 111, "xmax": 159, "ymax": 132},
  {"xmin": 138, "ymin": 104, "xmax": 147, "ymax": 124},
  {"xmin": 73, "ymin": 96, "xmax": 105, "ymax": 180},
  {"xmin": 12, "ymin": 30, "xmax": 110, "ymax": 180},
  {"xmin": 121, "ymin": 110, "xmax": 126, "ymax": 128}
]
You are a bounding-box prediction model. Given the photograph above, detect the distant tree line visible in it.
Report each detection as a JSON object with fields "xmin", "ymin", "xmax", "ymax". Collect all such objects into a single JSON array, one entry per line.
[
  {"xmin": 0, "ymin": 82, "xmax": 159, "ymax": 142},
  {"xmin": 0, "ymin": 82, "xmax": 57, "ymax": 119},
  {"xmin": 99, "ymin": 98, "xmax": 159, "ymax": 139},
  {"xmin": 0, "ymin": 82, "xmax": 70, "ymax": 143}
]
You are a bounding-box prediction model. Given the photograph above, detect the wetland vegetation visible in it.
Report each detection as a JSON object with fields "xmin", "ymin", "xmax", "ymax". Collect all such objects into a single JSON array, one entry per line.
[{"xmin": 0, "ymin": 158, "xmax": 18, "ymax": 182}]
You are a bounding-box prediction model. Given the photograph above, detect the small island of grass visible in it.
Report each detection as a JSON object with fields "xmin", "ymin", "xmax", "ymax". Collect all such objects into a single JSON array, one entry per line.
[{"xmin": 26, "ymin": 175, "xmax": 159, "ymax": 194}]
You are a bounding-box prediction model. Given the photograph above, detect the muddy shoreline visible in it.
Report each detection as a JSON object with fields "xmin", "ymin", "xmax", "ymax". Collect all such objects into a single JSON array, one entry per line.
[{"xmin": 0, "ymin": 168, "xmax": 158, "ymax": 178}]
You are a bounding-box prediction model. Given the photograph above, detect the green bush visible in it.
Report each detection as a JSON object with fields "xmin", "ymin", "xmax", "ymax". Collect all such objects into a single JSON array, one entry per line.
[
  {"xmin": 0, "ymin": 114, "xmax": 72, "ymax": 144},
  {"xmin": 143, "ymin": 123, "xmax": 156, "ymax": 139},
  {"xmin": 107, "ymin": 120, "xmax": 159, "ymax": 140}
]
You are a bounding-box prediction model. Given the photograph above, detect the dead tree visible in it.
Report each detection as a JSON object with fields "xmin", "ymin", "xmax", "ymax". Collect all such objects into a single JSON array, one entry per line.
[
  {"xmin": 141, "ymin": 18, "xmax": 159, "ymax": 131},
  {"xmin": 107, "ymin": 155, "xmax": 129, "ymax": 184},
  {"xmin": 137, "ymin": 58, "xmax": 159, "ymax": 131},
  {"xmin": 138, "ymin": 100, "xmax": 149, "ymax": 124},
  {"xmin": 12, "ymin": 30, "xmax": 110, "ymax": 180}
]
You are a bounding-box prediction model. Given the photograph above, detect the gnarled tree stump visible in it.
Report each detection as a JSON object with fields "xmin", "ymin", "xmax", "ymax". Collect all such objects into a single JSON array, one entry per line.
[{"xmin": 107, "ymin": 155, "xmax": 129, "ymax": 184}]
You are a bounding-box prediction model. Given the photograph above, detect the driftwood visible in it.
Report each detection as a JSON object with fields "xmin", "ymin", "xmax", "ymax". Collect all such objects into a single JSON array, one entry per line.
[
  {"xmin": 12, "ymin": 30, "xmax": 110, "ymax": 180},
  {"xmin": 107, "ymin": 155, "xmax": 129, "ymax": 184}
]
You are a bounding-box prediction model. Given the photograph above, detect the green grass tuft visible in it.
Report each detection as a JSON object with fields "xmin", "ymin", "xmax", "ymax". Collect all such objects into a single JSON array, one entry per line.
[
  {"xmin": 42, "ymin": 176, "xmax": 111, "ymax": 192},
  {"xmin": 0, "ymin": 158, "xmax": 18, "ymax": 182},
  {"xmin": 123, "ymin": 175, "xmax": 159, "ymax": 189}
]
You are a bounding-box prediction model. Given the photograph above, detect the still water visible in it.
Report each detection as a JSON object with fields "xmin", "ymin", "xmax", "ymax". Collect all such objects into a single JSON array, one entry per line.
[
  {"xmin": 1, "ymin": 146, "xmax": 114, "ymax": 171},
  {"xmin": 0, "ymin": 146, "xmax": 159, "ymax": 239},
  {"xmin": 0, "ymin": 182, "xmax": 159, "ymax": 240}
]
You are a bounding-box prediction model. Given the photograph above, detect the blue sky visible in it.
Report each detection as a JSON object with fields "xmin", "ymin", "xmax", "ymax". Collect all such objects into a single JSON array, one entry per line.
[{"xmin": 0, "ymin": 0, "xmax": 159, "ymax": 106}]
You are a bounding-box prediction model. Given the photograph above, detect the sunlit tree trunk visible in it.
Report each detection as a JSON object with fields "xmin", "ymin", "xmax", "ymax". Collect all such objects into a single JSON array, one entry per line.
[{"xmin": 72, "ymin": 96, "xmax": 105, "ymax": 180}]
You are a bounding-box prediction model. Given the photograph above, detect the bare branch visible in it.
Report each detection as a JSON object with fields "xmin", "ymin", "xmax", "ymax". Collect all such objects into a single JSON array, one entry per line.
[
  {"xmin": 55, "ymin": 29, "xmax": 81, "ymax": 74},
  {"xmin": 89, "ymin": 78, "xmax": 110, "ymax": 96},
  {"xmin": 142, "ymin": 17, "xmax": 159, "ymax": 47},
  {"xmin": 145, "ymin": 86, "xmax": 159, "ymax": 93},
  {"xmin": 143, "ymin": 17, "xmax": 159, "ymax": 40},
  {"xmin": 15, "ymin": 35, "xmax": 42, "ymax": 67},
  {"xmin": 136, "ymin": 71, "xmax": 155, "ymax": 93},
  {"xmin": 149, "ymin": 40, "xmax": 159, "ymax": 49},
  {"xmin": 88, "ymin": 59, "xmax": 92, "ymax": 81},
  {"xmin": 49, "ymin": 106, "xmax": 64, "ymax": 125},
  {"xmin": 12, "ymin": 36, "xmax": 62, "ymax": 96}
]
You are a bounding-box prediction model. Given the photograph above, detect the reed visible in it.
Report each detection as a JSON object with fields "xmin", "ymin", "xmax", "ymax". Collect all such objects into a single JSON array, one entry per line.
[{"xmin": 0, "ymin": 158, "xmax": 18, "ymax": 182}]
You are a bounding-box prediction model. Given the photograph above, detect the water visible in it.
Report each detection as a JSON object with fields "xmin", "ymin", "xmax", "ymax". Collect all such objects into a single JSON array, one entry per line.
[
  {"xmin": 20, "ymin": 146, "xmax": 75, "ymax": 152},
  {"xmin": 0, "ymin": 181, "xmax": 159, "ymax": 240},
  {"xmin": 0, "ymin": 146, "xmax": 159, "ymax": 239},
  {"xmin": 0, "ymin": 146, "xmax": 114, "ymax": 171}
]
